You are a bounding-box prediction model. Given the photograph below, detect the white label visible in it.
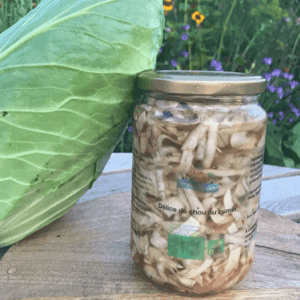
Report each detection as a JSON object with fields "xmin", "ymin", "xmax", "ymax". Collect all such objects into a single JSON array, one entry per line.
[
  {"xmin": 243, "ymin": 145, "xmax": 265, "ymax": 247},
  {"xmin": 249, "ymin": 146, "xmax": 265, "ymax": 195}
]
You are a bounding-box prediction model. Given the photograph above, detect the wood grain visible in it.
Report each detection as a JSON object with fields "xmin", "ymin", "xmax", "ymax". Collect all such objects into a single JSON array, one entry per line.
[
  {"xmin": 0, "ymin": 191, "xmax": 299, "ymax": 300},
  {"xmin": 10, "ymin": 288, "xmax": 300, "ymax": 300}
]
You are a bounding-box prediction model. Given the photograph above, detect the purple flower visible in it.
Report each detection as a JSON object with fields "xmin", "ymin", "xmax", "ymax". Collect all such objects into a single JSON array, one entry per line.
[
  {"xmin": 276, "ymin": 86, "xmax": 284, "ymax": 99},
  {"xmin": 181, "ymin": 33, "xmax": 189, "ymax": 41},
  {"xmin": 277, "ymin": 92, "xmax": 284, "ymax": 99},
  {"xmin": 272, "ymin": 69, "xmax": 282, "ymax": 77},
  {"xmin": 210, "ymin": 59, "xmax": 224, "ymax": 71},
  {"xmin": 289, "ymin": 118, "xmax": 294, "ymax": 123},
  {"xmin": 283, "ymin": 72, "xmax": 289, "ymax": 79},
  {"xmin": 159, "ymin": 47, "xmax": 163, "ymax": 53},
  {"xmin": 215, "ymin": 63, "xmax": 224, "ymax": 71},
  {"xmin": 170, "ymin": 59, "xmax": 177, "ymax": 67},
  {"xmin": 283, "ymin": 72, "xmax": 294, "ymax": 80},
  {"xmin": 262, "ymin": 72, "xmax": 272, "ymax": 81},
  {"xmin": 294, "ymin": 109, "xmax": 300, "ymax": 118},
  {"xmin": 180, "ymin": 51, "xmax": 189, "ymax": 58},
  {"xmin": 290, "ymin": 80, "xmax": 299, "ymax": 89},
  {"xmin": 290, "ymin": 104, "xmax": 300, "ymax": 117},
  {"xmin": 128, "ymin": 126, "xmax": 133, "ymax": 133},
  {"xmin": 272, "ymin": 119, "xmax": 277, "ymax": 125},
  {"xmin": 211, "ymin": 59, "xmax": 218, "ymax": 67},
  {"xmin": 181, "ymin": 24, "xmax": 190, "ymax": 30},
  {"xmin": 275, "ymin": 100, "xmax": 280, "ymax": 103},
  {"xmin": 262, "ymin": 57, "xmax": 272, "ymax": 65},
  {"xmin": 258, "ymin": 103, "xmax": 262, "ymax": 106},
  {"xmin": 278, "ymin": 111, "xmax": 285, "ymax": 121},
  {"xmin": 276, "ymin": 86, "xmax": 283, "ymax": 94},
  {"xmin": 283, "ymin": 17, "xmax": 290, "ymax": 22},
  {"xmin": 266, "ymin": 83, "xmax": 276, "ymax": 93},
  {"xmin": 268, "ymin": 112, "xmax": 274, "ymax": 118}
]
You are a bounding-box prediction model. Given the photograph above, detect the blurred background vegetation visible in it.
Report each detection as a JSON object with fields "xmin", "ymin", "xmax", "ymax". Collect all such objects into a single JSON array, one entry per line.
[
  {"xmin": 0, "ymin": 0, "xmax": 299, "ymax": 168},
  {"xmin": 114, "ymin": 0, "xmax": 300, "ymax": 169}
]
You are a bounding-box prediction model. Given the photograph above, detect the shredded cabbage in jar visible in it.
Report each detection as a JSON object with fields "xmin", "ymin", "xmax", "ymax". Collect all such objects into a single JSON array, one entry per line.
[{"xmin": 131, "ymin": 99, "xmax": 267, "ymax": 296}]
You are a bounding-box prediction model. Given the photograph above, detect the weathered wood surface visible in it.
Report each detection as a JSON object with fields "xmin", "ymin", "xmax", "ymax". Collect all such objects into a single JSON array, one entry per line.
[
  {"xmin": 6, "ymin": 289, "xmax": 300, "ymax": 300},
  {"xmin": 0, "ymin": 191, "xmax": 300, "ymax": 300}
]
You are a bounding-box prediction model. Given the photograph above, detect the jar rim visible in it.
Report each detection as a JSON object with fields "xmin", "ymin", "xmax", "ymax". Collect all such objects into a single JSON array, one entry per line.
[{"xmin": 138, "ymin": 70, "xmax": 266, "ymax": 96}]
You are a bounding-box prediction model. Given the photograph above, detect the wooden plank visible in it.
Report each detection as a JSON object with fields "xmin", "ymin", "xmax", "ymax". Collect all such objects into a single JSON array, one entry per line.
[
  {"xmin": 102, "ymin": 168, "xmax": 132, "ymax": 175},
  {"xmin": 0, "ymin": 191, "xmax": 300, "ymax": 299},
  {"xmin": 261, "ymin": 164, "xmax": 300, "ymax": 179},
  {"xmin": 11, "ymin": 288, "xmax": 300, "ymax": 300},
  {"xmin": 102, "ymin": 153, "xmax": 132, "ymax": 175},
  {"xmin": 259, "ymin": 176, "xmax": 300, "ymax": 217},
  {"xmin": 77, "ymin": 172, "xmax": 132, "ymax": 203},
  {"xmin": 281, "ymin": 211, "xmax": 300, "ymax": 223}
]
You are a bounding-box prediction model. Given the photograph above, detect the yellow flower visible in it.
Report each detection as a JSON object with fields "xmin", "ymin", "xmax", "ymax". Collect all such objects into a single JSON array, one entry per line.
[
  {"xmin": 164, "ymin": 4, "xmax": 174, "ymax": 11},
  {"xmin": 164, "ymin": 1, "xmax": 174, "ymax": 16},
  {"xmin": 192, "ymin": 11, "xmax": 205, "ymax": 25}
]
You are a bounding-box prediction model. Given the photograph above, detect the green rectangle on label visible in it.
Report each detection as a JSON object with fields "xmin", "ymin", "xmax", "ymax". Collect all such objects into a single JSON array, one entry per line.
[
  {"xmin": 168, "ymin": 233, "xmax": 205, "ymax": 260},
  {"xmin": 168, "ymin": 234, "xmax": 184, "ymax": 258}
]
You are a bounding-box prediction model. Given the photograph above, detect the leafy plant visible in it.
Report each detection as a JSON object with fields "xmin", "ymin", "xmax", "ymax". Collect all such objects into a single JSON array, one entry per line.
[
  {"xmin": 0, "ymin": 0, "xmax": 164, "ymax": 247},
  {"xmin": 282, "ymin": 122, "xmax": 300, "ymax": 167},
  {"xmin": 264, "ymin": 122, "xmax": 294, "ymax": 167},
  {"xmin": 116, "ymin": 0, "xmax": 300, "ymax": 170}
]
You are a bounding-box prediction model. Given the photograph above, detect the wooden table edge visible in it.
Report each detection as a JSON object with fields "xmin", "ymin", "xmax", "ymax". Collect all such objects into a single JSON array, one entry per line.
[{"xmin": 12, "ymin": 288, "xmax": 300, "ymax": 300}]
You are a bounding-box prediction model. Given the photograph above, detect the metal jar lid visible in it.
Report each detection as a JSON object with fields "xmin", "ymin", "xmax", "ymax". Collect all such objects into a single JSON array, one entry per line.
[{"xmin": 137, "ymin": 70, "xmax": 266, "ymax": 96}]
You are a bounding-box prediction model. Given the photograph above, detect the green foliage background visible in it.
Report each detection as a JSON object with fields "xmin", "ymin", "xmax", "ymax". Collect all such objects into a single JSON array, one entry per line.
[
  {"xmin": 1, "ymin": 0, "xmax": 300, "ymax": 169},
  {"xmin": 116, "ymin": 0, "xmax": 300, "ymax": 169}
]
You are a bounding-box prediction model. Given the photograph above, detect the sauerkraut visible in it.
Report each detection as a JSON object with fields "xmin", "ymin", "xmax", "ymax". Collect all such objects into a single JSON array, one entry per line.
[{"xmin": 131, "ymin": 99, "xmax": 267, "ymax": 296}]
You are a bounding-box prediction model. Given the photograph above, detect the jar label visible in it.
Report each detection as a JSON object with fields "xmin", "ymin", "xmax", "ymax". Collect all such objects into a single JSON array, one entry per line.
[
  {"xmin": 249, "ymin": 146, "xmax": 265, "ymax": 198},
  {"xmin": 243, "ymin": 145, "xmax": 264, "ymax": 248},
  {"xmin": 168, "ymin": 234, "xmax": 225, "ymax": 260},
  {"xmin": 177, "ymin": 178, "xmax": 219, "ymax": 193},
  {"xmin": 137, "ymin": 166, "xmax": 159, "ymax": 197},
  {"xmin": 168, "ymin": 234, "xmax": 206, "ymax": 260}
]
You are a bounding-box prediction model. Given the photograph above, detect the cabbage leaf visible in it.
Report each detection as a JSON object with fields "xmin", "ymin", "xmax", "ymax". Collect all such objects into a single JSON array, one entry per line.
[{"xmin": 0, "ymin": 0, "xmax": 164, "ymax": 247}]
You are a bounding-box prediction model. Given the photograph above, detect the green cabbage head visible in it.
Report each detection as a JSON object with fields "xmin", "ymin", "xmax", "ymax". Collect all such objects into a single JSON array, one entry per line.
[{"xmin": 0, "ymin": 0, "xmax": 164, "ymax": 247}]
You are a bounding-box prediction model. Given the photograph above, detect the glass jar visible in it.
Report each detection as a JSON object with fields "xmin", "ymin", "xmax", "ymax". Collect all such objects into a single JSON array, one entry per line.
[{"xmin": 130, "ymin": 70, "xmax": 267, "ymax": 297}]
